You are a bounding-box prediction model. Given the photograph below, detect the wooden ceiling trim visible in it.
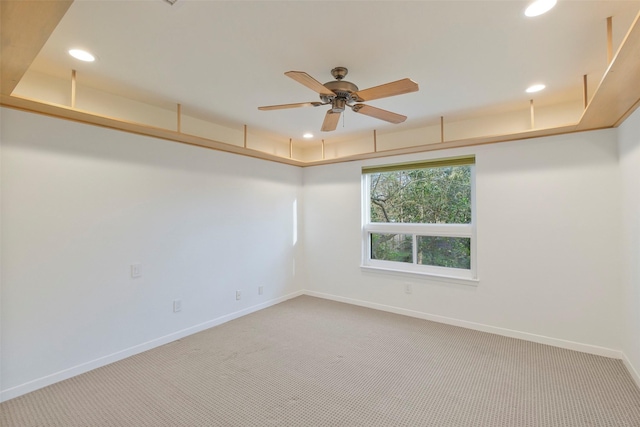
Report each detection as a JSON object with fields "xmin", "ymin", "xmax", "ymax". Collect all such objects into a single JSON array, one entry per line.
[
  {"xmin": 303, "ymin": 124, "xmax": 581, "ymax": 166},
  {"xmin": 0, "ymin": 0, "xmax": 73, "ymax": 96},
  {"xmin": 577, "ymin": 11, "xmax": 640, "ymax": 131},
  {"xmin": 1, "ymin": 94, "xmax": 305, "ymax": 166}
]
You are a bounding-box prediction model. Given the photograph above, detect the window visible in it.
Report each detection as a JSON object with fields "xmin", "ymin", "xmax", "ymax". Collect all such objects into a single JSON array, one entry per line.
[{"xmin": 362, "ymin": 156, "xmax": 476, "ymax": 281}]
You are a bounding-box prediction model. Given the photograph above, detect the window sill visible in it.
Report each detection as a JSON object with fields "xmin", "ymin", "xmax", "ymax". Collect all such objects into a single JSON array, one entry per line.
[{"xmin": 360, "ymin": 265, "xmax": 479, "ymax": 286}]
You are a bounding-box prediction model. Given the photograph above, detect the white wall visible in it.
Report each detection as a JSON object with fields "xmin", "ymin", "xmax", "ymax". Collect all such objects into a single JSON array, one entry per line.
[
  {"xmin": 619, "ymin": 107, "xmax": 640, "ymax": 383},
  {"xmin": 303, "ymin": 129, "xmax": 623, "ymax": 354},
  {"xmin": 1, "ymin": 105, "xmax": 635, "ymax": 401},
  {"xmin": 0, "ymin": 108, "xmax": 303, "ymax": 400}
]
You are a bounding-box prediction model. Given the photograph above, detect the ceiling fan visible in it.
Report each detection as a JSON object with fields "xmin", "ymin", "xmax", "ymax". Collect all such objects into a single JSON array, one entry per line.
[{"xmin": 258, "ymin": 67, "xmax": 419, "ymax": 132}]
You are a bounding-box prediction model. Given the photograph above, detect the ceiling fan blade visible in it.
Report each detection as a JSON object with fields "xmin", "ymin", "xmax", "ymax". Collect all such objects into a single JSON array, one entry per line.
[
  {"xmin": 258, "ymin": 102, "xmax": 324, "ymax": 111},
  {"xmin": 321, "ymin": 110, "xmax": 341, "ymax": 132},
  {"xmin": 353, "ymin": 78, "xmax": 419, "ymax": 102},
  {"xmin": 352, "ymin": 104, "xmax": 407, "ymax": 124},
  {"xmin": 285, "ymin": 71, "xmax": 335, "ymax": 97}
]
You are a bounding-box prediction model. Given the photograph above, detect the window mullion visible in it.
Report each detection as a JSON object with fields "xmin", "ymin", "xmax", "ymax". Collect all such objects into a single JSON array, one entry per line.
[{"xmin": 365, "ymin": 223, "xmax": 472, "ymax": 237}]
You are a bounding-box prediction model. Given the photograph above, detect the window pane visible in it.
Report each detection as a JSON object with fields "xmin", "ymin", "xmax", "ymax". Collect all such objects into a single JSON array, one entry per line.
[
  {"xmin": 369, "ymin": 166, "xmax": 471, "ymax": 224},
  {"xmin": 371, "ymin": 233, "xmax": 413, "ymax": 263},
  {"xmin": 417, "ymin": 236, "xmax": 470, "ymax": 269}
]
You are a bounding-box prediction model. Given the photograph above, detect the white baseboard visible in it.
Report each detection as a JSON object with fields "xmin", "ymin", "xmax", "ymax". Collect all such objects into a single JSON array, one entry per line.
[
  {"xmin": 621, "ymin": 352, "xmax": 640, "ymax": 390},
  {"xmin": 304, "ymin": 290, "xmax": 623, "ymax": 360},
  {"xmin": 0, "ymin": 290, "xmax": 304, "ymax": 403},
  {"xmin": 2, "ymin": 289, "xmax": 629, "ymax": 403}
]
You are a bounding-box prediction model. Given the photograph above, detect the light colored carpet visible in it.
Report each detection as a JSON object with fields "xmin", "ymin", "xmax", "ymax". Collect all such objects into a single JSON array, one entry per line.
[{"xmin": 2, "ymin": 295, "xmax": 640, "ymax": 426}]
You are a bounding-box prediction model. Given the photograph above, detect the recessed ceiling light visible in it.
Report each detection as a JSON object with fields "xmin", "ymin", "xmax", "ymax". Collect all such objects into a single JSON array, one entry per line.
[
  {"xmin": 525, "ymin": 0, "xmax": 557, "ymax": 17},
  {"xmin": 526, "ymin": 84, "xmax": 546, "ymax": 93},
  {"xmin": 303, "ymin": 133, "xmax": 313, "ymax": 139},
  {"xmin": 68, "ymin": 49, "xmax": 95, "ymax": 62}
]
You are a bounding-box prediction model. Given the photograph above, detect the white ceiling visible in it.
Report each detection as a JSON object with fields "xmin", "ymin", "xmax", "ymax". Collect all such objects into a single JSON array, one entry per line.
[{"xmin": 28, "ymin": 0, "xmax": 640, "ymax": 143}]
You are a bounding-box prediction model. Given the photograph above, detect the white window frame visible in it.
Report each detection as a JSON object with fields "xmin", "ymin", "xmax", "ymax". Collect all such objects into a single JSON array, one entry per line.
[{"xmin": 361, "ymin": 161, "xmax": 477, "ymax": 284}]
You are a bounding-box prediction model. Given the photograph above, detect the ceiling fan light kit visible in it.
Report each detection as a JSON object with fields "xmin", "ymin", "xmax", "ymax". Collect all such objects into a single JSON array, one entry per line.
[{"xmin": 259, "ymin": 67, "xmax": 419, "ymax": 132}]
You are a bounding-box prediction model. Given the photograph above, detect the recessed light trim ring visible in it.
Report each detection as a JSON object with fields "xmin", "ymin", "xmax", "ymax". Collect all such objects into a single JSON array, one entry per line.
[
  {"xmin": 526, "ymin": 83, "xmax": 546, "ymax": 93},
  {"xmin": 69, "ymin": 49, "xmax": 95, "ymax": 62},
  {"xmin": 525, "ymin": 0, "xmax": 557, "ymax": 17}
]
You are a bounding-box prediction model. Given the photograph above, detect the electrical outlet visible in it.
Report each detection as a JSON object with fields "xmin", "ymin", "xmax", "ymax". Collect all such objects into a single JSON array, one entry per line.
[
  {"xmin": 236, "ymin": 290, "xmax": 241, "ymax": 300},
  {"xmin": 404, "ymin": 283, "xmax": 413, "ymax": 294},
  {"xmin": 173, "ymin": 299, "xmax": 182, "ymax": 312},
  {"xmin": 131, "ymin": 263, "xmax": 142, "ymax": 278},
  {"xmin": 258, "ymin": 286, "xmax": 264, "ymax": 295}
]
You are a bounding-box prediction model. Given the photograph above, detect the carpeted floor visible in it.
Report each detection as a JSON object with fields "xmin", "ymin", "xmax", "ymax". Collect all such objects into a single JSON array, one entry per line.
[{"xmin": 2, "ymin": 295, "xmax": 640, "ymax": 426}]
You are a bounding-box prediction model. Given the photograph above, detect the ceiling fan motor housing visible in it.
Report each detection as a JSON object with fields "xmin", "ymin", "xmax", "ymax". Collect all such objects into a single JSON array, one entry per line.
[{"xmin": 321, "ymin": 80, "xmax": 360, "ymax": 110}]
